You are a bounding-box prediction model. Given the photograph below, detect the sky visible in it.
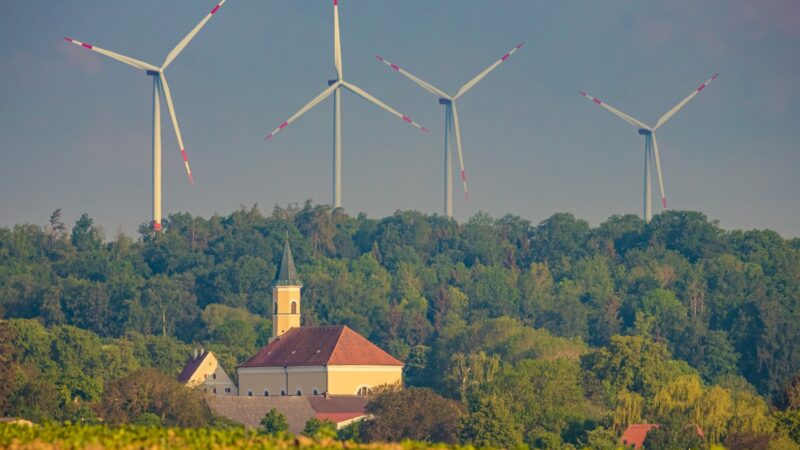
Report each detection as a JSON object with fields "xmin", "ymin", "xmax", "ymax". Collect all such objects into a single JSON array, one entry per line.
[{"xmin": 1, "ymin": 0, "xmax": 799, "ymax": 237}]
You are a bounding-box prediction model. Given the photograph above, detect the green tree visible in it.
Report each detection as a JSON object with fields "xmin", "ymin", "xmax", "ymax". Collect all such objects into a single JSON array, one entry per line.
[
  {"xmin": 460, "ymin": 394, "xmax": 524, "ymax": 449},
  {"xmin": 642, "ymin": 419, "xmax": 704, "ymax": 450},
  {"xmin": 302, "ymin": 418, "xmax": 338, "ymax": 439},
  {"xmin": 260, "ymin": 408, "xmax": 289, "ymax": 435},
  {"xmin": 611, "ymin": 390, "xmax": 643, "ymax": 434},
  {"xmin": 362, "ymin": 387, "xmax": 463, "ymax": 444},
  {"xmin": 99, "ymin": 368, "xmax": 213, "ymax": 427},
  {"xmin": 582, "ymin": 335, "xmax": 677, "ymax": 401},
  {"xmin": 0, "ymin": 321, "xmax": 18, "ymax": 414},
  {"xmin": 696, "ymin": 385, "xmax": 734, "ymax": 444},
  {"xmin": 446, "ymin": 351, "xmax": 500, "ymax": 401},
  {"xmin": 487, "ymin": 358, "xmax": 591, "ymax": 444}
]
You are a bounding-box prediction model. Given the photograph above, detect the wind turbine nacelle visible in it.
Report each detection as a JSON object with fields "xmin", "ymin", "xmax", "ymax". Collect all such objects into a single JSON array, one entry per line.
[
  {"xmin": 439, "ymin": 98, "xmax": 452, "ymax": 105},
  {"xmin": 328, "ymin": 79, "xmax": 338, "ymax": 86},
  {"xmin": 638, "ymin": 129, "xmax": 652, "ymax": 136},
  {"xmin": 146, "ymin": 70, "xmax": 159, "ymax": 76}
]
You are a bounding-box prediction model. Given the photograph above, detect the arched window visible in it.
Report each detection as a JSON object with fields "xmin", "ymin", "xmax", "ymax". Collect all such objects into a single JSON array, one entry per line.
[
  {"xmin": 296, "ymin": 389, "xmax": 302, "ymax": 396},
  {"xmin": 290, "ymin": 301, "xmax": 297, "ymax": 314},
  {"xmin": 247, "ymin": 390, "xmax": 253, "ymax": 397},
  {"xmin": 280, "ymin": 390, "xmax": 286, "ymax": 396},
  {"xmin": 212, "ymin": 388, "xmax": 217, "ymax": 394},
  {"xmin": 312, "ymin": 389, "xmax": 319, "ymax": 396},
  {"xmin": 264, "ymin": 390, "xmax": 270, "ymax": 397},
  {"xmin": 356, "ymin": 386, "xmax": 370, "ymax": 396}
]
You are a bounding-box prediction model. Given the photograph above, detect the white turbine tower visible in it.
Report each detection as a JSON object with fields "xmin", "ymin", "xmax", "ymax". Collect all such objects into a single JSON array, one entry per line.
[
  {"xmin": 375, "ymin": 43, "xmax": 523, "ymax": 217},
  {"xmin": 264, "ymin": 0, "xmax": 428, "ymax": 209},
  {"xmin": 64, "ymin": 1, "xmax": 226, "ymax": 231},
  {"xmin": 579, "ymin": 74, "xmax": 718, "ymax": 222}
]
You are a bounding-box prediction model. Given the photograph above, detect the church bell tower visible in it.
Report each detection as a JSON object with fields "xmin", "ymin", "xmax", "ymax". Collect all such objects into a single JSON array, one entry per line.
[{"xmin": 272, "ymin": 239, "xmax": 302, "ymax": 339}]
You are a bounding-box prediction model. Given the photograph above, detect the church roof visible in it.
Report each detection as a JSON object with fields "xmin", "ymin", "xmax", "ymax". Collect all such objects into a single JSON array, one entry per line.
[
  {"xmin": 274, "ymin": 239, "xmax": 300, "ymax": 286},
  {"xmin": 238, "ymin": 325, "xmax": 403, "ymax": 368}
]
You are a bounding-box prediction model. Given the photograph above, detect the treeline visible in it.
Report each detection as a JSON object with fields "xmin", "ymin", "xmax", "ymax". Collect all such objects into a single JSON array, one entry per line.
[{"xmin": 1, "ymin": 203, "xmax": 799, "ymax": 447}]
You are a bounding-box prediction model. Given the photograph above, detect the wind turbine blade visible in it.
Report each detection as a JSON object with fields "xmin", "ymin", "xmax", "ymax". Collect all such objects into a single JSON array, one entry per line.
[
  {"xmin": 375, "ymin": 55, "xmax": 449, "ymax": 99},
  {"xmin": 654, "ymin": 73, "xmax": 718, "ymax": 130},
  {"xmin": 63, "ymin": 37, "xmax": 158, "ymax": 72},
  {"xmin": 341, "ymin": 81, "xmax": 429, "ymax": 132},
  {"xmin": 451, "ymin": 103, "xmax": 468, "ymax": 200},
  {"xmin": 159, "ymin": 74, "xmax": 194, "ymax": 184},
  {"xmin": 651, "ymin": 133, "xmax": 667, "ymax": 209},
  {"xmin": 578, "ymin": 91, "xmax": 651, "ymax": 130},
  {"xmin": 333, "ymin": 0, "xmax": 343, "ymax": 79},
  {"xmin": 265, "ymin": 83, "xmax": 340, "ymax": 140},
  {"xmin": 162, "ymin": 0, "xmax": 226, "ymax": 70},
  {"xmin": 454, "ymin": 42, "xmax": 523, "ymax": 100}
]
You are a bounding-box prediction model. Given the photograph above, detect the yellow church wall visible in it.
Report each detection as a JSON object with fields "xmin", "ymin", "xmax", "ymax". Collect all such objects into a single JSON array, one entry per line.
[
  {"xmin": 286, "ymin": 368, "xmax": 327, "ymax": 395},
  {"xmin": 237, "ymin": 368, "xmax": 287, "ymax": 397},
  {"xmin": 327, "ymin": 365, "xmax": 403, "ymax": 395}
]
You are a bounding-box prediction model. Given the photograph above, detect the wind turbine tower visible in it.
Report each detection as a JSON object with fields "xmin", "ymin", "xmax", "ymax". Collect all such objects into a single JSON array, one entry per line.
[
  {"xmin": 579, "ymin": 74, "xmax": 718, "ymax": 222},
  {"xmin": 65, "ymin": 1, "xmax": 227, "ymax": 231},
  {"xmin": 264, "ymin": 0, "xmax": 428, "ymax": 209},
  {"xmin": 376, "ymin": 43, "xmax": 523, "ymax": 218}
]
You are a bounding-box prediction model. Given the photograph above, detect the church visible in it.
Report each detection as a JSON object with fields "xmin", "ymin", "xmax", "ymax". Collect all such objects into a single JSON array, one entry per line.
[
  {"xmin": 181, "ymin": 239, "xmax": 403, "ymax": 430},
  {"xmin": 236, "ymin": 239, "xmax": 403, "ymax": 397}
]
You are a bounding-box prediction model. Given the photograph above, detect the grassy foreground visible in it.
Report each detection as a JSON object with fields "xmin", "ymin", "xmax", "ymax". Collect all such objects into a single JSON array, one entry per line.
[{"xmin": 0, "ymin": 423, "xmax": 466, "ymax": 450}]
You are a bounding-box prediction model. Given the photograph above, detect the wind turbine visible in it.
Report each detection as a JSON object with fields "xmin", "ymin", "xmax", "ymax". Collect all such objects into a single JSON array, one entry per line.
[
  {"xmin": 376, "ymin": 42, "xmax": 524, "ymax": 217},
  {"xmin": 64, "ymin": 1, "xmax": 226, "ymax": 231},
  {"xmin": 579, "ymin": 74, "xmax": 718, "ymax": 222},
  {"xmin": 264, "ymin": 0, "xmax": 428, "ymax": 209}
]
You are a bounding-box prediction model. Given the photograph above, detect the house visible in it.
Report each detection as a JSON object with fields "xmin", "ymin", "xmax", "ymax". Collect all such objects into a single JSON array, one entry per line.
[
  {"xmin": 621, "ymin": 423, "xmax": 704, "ymax": 449},
  {"xmin": 236, "ymin": 239, "xmax": 403, "ymax": 398},
  {"xmin": 177, "ymin": 349, "xmax": 238, "ymax": 396},
  {"xmin": 621, "ymin": 424, "xmax": 659, "ymax": 449}
]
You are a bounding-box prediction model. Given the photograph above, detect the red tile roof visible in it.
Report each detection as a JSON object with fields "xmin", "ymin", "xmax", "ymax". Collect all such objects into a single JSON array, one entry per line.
[
  {"xmin": 621, "ymin": 424, "xmax": 659, "ymax": 449},
  {"xmin": 621, "ymin": 423, "xmax": 704, "ymax": 448},
  {"xmin": 238, "ymin": 326, "xmax": 403, "ymax": 368},
  {"xmin": 177, "ymin": 351, "xmax": 211, "ymax": 383}
]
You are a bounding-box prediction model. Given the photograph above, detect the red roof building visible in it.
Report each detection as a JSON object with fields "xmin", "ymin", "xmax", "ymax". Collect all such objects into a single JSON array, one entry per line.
[
  {"xmin": 239, "ymin": 325, "xmax": 403, "ymax": 368},
  {"xmin": 236, "ymin": 240, "xmax": 403, "ymax": 399},
  {"xmin": 621, "ymin": 424, "xmax": 659, "ymax": 449}
]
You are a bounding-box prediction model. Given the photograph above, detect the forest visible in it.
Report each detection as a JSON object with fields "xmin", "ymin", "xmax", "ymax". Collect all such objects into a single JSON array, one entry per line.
[{"xmin": 1, "ymin": 203, "xmax": 799, "ymax": 449}]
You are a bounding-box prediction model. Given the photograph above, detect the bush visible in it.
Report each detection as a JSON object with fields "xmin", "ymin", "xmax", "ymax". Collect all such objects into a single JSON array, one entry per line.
[
  {"xmin": 362, "ymin": 387, "xmax": 463, "ymax": 444},
  {"xmin": 99, "ymin": 368, "xmax": 214, "ymax": 427},
  {"xmin": 261, "ymin": 408, "xmax": 289, "ymax": 435},
  {"xmin": 303, "ymin": 418, "xmax": 338, "ymax": 440}
]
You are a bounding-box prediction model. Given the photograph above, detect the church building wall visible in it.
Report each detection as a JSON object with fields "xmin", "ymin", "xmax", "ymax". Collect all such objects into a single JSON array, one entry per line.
[
  {"xmin": 238, "ymin": 366, "xmax": 327, "ymax": 397},
  {"xmin": 238, "ymin": 367, "xmax": 287, "ymax": 397},
  {"xmin": 287, "ymin": 367, "xmax": 327, "ymax": 395},
  {"xmin": 327, "ymin": 365, "xmax": 403, "ymax": 395}
]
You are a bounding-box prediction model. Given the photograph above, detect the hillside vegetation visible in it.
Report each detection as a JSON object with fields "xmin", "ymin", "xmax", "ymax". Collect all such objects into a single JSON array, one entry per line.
[{"xmin": 1, "ymin": 204, "xmax": 799, "ymax": 448}]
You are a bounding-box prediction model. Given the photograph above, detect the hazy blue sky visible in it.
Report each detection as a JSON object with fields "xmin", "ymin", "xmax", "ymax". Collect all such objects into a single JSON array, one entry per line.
[{"xmin": 1, "ymin": 1, "xmax": 799, "ymax": 237}]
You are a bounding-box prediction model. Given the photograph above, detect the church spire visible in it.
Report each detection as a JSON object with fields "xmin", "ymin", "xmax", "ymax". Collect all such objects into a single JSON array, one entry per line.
[
  {"xmin": 274, "ymin": 238, "xmax": 300, "ymax": 286},
  {"xmin": 272, "ymin": 238, "xmax": 302, "ymax": 339}
]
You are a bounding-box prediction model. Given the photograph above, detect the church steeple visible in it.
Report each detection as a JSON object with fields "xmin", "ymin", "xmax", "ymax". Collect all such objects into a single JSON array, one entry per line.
[
  {"xmin": 274, "ymin": 239, "xmax": 299, "ymax": 286},
  {"xmin": 272, "ymin": 239, "xmax": 302, "ymax": 340}
]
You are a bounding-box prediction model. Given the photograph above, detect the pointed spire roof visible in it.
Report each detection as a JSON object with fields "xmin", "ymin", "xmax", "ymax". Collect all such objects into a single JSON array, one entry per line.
[{"xmin": 274, "ymin": 239, "xmax": 300, "ymax": 286}]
